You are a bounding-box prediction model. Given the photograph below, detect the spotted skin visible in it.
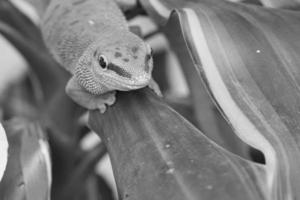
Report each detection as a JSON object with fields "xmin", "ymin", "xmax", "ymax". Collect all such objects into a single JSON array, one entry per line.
[
  {"xmin": 115, "ymin": 52, "xmax": 122, "ymax": 58},
  {"xmin": 131, "ymin": 46, "xmax": 139, "ymax": 53},
  {"xmin": 41, "ymin": 0, "xmax": 160, "ymax": 112}
]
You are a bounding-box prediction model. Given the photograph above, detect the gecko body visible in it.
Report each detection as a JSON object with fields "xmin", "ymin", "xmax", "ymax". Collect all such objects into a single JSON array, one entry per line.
[{"xmin": 41, "ymin": 0, "xmax": 159, "ymax": 112}]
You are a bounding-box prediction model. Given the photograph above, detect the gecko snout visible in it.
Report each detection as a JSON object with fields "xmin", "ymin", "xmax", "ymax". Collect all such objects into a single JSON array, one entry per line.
[{"xmin": 133, "ymin": 73, "xmax": 151, "ymax": 86}]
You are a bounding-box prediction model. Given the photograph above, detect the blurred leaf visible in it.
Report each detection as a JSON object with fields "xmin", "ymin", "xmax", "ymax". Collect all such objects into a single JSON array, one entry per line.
[
  {"xmin": 0, "ymin": 21, "xmax": 67, "ymax": 97},
  {"xmin": 142, "ymin": 0, "xmax": 300, "ymax": 199},
  {"xmin": 10, "ymin": 0, "xmax": 50, "ymax": 21},
  {"xmin": 115, "ymin": 0, "xmax": 138, "ymax": 11},
  {"xmin": 0, "ymin": 122, "xmax": 8, "ymax": 182},
  {"xmin": 0, "ymin": 0, "xmax": 44, "ymax": 47},
  {"xmin": 0, "ymin": 118, "xmax": 51, "ymax": 200},
  {"xmin": 139, "ymin": 0, "xmax": 172, "ymax": 25},
  {"xmin": 54, "ymin": 143, "xmax": 106, "ymax": 200},
  {"xmin": 89, "ymin": 88, "xmax": 267, "ymax": 200},
  {"xmin": 258, "ymin": 0, "xmax": 300, "ymax": 8},
  {"xmin": 225, "ymin": 0, "xmax": 262, "ymax": 5},
  {"xmin": 92, "ymin": 174, "xmax": 115, "ymax": 200},
  {"xmin": 0, "ymin": 4, "xmax": 84, "ymax": 140},
  {"xmin": 0, "ymin": 35, "xmax": 28, "ymax": 98}
]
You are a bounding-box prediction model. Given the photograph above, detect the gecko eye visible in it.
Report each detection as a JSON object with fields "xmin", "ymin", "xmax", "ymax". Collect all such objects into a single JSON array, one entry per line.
[{"xmin": 98, "ymin": 55, "xmax": 108, "ymax": 69}]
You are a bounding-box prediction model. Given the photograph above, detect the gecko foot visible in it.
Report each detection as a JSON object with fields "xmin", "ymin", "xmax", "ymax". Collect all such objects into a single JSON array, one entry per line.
[
  {"xmin": 149, "ymin": 79, "xmax": 162, "ymax": 97},
  {"xmin": 65, "ymin": 77, "xmax": 117, "ymax": 113}
]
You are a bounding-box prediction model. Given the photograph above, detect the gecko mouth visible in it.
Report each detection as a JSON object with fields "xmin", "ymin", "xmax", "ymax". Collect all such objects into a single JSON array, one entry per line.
[
  {"xmin": 91, "ymin": 64, "xmax": 151, "ymax": 90},
  {"xmin": 104, "ymin": 73, "xmax": 151, "ymax": 90}
]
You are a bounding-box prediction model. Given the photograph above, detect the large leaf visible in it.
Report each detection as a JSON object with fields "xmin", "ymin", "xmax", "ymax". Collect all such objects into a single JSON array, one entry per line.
[
  {"xmin": 140, "ymin": 0, "xmax": 300, "ymax": 199},
  {"xmin": 0, "ymin": 119, "xmax": 51, "ymax": 200},
  {"xmin": 89, "ymin": 88, "xmax": 267, "ymax": 200}
]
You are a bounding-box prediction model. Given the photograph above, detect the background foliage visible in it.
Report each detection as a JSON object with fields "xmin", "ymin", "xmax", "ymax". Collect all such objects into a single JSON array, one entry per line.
[{"xmin": 1, "ymin": 0, "xmax": 300, "ymax": 199}]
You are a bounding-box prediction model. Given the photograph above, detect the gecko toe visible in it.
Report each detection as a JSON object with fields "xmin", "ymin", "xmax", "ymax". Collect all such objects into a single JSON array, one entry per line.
[
  {"xmin": 97, "ymin": 91, "xmax": 116, "ymax": 113},
  {"xmin": 104, "ymin": 91, "xmax": 116, "ymax": 106},
  {"xmin": 106, "ymin": 95, "xmax": 116, "ymax": 105},
  {"xmin": 98, "ymin": 104, "xmax": 107, "ymax": 113}
]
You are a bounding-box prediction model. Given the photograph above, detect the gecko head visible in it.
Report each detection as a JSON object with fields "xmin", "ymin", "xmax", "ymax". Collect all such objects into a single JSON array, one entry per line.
[{"xmin": 88, "ymin": 36, "xmax": 154, "ymax": 91}]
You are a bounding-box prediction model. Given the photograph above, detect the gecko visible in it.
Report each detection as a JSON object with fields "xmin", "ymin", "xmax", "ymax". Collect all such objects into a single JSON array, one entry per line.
[{"xmin": 41, "ymin": 0, "xmax": 161, "ymax": 113}]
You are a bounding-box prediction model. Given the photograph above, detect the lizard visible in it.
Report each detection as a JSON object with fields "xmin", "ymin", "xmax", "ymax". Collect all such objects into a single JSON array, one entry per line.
[{"xmin": 40, "ymin": 0, "xmax": 161, "ymax": 113}]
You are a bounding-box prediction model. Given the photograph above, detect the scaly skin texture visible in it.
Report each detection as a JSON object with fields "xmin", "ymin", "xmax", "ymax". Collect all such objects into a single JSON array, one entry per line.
[{"xmin": 41, "ymin": 0, "xmax": 160, "ymax": 112}]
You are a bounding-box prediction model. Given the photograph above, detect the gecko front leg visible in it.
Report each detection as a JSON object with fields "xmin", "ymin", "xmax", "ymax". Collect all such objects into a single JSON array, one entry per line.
[{"xmin": 66, "ymin": 76, "xmax": 116, "ymax": 113}]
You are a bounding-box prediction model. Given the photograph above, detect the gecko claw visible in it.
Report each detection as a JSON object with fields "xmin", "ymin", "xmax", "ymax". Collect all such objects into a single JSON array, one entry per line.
[
  {"xmin": 149, "ymin": 79, "xmax": 162, "ymax": 97},
  {"xmin": 98, "ymin": 104, "xmax": 107, "ymax": 113},
  {"xmin": 65, "ymin": 77, "xmax": 117, "ymax": 113},
  {"xmin": 105, "ymin": 91, "xmax": 116, "ymax": 105}
]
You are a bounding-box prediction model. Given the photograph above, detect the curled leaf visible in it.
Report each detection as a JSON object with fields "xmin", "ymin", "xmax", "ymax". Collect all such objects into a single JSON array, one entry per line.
[
  {"xmin": 142, "ymin": 1, "xmax": 300, "ymax": 199},
  {"xmin": 0, "ymin": 123, "xmax": 8, "ymax": 182}
]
